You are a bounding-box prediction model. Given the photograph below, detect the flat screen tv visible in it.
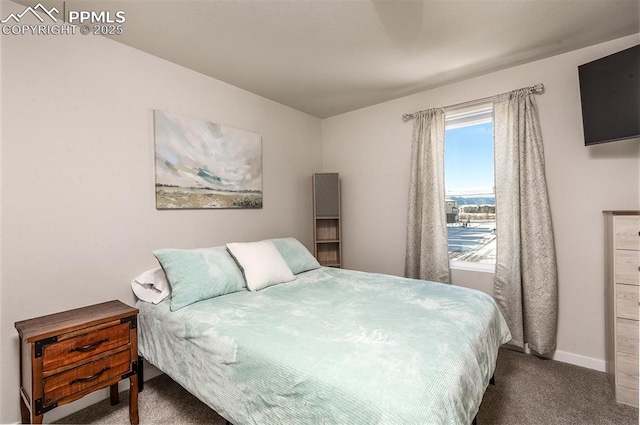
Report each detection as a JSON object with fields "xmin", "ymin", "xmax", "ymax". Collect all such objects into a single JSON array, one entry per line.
[{"xmin": 578, "ymin": 44, "xmax": 639, "ymax": 145}]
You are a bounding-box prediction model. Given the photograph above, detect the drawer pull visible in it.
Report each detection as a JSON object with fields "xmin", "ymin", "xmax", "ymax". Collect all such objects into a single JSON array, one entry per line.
[
  {"xmin": 68, "ymin": 338, "xmax": 109, "ymax": 353},
  {"xmin": 69, "ymin": 366, "xmax": 110, "ymax": 385}
]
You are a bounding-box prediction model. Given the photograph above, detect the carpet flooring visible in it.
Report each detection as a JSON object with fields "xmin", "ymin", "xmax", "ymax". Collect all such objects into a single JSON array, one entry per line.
[{"xmin": 55, "ymin": 349, "xmax": 638, "ymax": 424}]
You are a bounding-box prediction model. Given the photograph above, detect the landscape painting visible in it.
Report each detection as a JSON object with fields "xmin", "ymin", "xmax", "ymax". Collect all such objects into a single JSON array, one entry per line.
[{"xmin": 154, "ymin": 111, "xmax": 262, "ymax": 209}]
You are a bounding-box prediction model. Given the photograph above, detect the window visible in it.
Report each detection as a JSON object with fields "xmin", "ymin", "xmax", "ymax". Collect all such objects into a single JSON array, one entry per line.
[{"xmin": 444, "ymin": 104, "xmax": 496, "ymax": 267}]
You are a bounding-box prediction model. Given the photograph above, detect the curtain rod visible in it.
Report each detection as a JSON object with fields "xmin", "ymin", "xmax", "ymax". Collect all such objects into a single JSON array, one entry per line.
[{"xmin": 401, "ymin": 83, "xmax": 545, "ymax": 122}]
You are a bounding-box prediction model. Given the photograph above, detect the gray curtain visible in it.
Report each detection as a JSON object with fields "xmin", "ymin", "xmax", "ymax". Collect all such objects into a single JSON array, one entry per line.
[
  {"xmin": 493, "ymin": 88, "xmax": 558, "ymax": 354},
  {"xmin": 404, "ymin": 108, "xmax": 450, "ymax": 283}
]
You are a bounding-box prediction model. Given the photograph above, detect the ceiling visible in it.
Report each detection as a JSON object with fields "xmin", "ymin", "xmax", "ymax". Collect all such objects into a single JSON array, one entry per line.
[{"xmin": 32, "ymin": 1, "xmax": 640, "ymax": 118}]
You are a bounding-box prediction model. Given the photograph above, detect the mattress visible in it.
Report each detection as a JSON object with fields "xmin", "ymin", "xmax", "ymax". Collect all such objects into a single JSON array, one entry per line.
[{"xmin": 137, "ymin": 267, "xmax": 511, "ymax": 425}]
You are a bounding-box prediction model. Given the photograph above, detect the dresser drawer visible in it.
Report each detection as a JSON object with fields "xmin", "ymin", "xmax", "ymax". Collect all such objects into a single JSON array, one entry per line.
[
  {"xmin": 617, "ymin": 352, "xmax": 639, "ymax": 390},
  {"xmin": 615, "ymin": 216, "xmax": 640, "ymax": 250},
  {"xmin": 615, "ymin": 249, "xmax": 640, "ymax": 285},
  {"xmin": 616, "ymin": 318, "xmax": 639, "ymax": 355},
  {"xmin": 43, "ymin": 322, "xmax": 130, "ymax": 371},
  {"xmin": 617, "ymin": 284, "xmax": 639, "ymax": 320},
  {"xmin": 43, "ymin": 349, "xmax": 131, "ymax": 407}
]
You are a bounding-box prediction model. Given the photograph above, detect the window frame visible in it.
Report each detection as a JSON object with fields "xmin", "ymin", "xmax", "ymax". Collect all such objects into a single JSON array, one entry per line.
[{"xmin": 444, "ymin": 102, "xmax": 496, "ymax": 273}]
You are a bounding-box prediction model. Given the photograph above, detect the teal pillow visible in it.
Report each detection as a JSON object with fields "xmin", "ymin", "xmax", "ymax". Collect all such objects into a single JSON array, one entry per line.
[
  {"xmin": 153, "ymin": 246, "xmax": 245, "ymax": 311},
  {"xmin": 270, "ymin": 238, "xmax": 321, "ymax": 274}
]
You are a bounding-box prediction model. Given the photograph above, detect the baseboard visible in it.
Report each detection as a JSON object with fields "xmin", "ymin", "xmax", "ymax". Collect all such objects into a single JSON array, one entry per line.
[
  {"xmin": 504, "ymin": 344, "xmax": 606, "ymax": 372},
  {"xmin": 549, "ymin": 349, "xmax": 606, "ymax": 372}
]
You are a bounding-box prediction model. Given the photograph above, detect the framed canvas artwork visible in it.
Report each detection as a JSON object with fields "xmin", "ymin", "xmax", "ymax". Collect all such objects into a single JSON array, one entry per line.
[{"xmin": 154, "ymin": 110, "xmax": 262, "ymax": 209}]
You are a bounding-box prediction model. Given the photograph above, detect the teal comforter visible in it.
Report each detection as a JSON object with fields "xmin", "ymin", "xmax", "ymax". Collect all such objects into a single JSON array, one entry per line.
[{"xmin": 137, "ymin": 267, "xmax": 511, "ymax": 425}]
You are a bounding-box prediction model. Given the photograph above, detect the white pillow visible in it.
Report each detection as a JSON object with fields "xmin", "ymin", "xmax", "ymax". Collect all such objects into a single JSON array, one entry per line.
[
  {"xmin": 131, "ymin": 267, "xmax": 171, "ymax": 304},
  {"xmin": 226, "ymin": 240, "xmax": 295, "ymax": 291}
]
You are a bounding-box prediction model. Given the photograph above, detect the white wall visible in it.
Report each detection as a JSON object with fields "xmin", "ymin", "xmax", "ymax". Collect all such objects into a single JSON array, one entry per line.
[
  {"xmin": 0, "ymin": 2, "xmax": 322, "ymax": 422},
  {"xmin": 322, "ymin": 34, "xmax": 640, "ymax": 369}
]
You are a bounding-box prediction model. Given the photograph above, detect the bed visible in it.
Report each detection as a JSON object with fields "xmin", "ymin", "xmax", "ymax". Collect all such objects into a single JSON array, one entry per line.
[{"xmin": 134, "ymin": 239, "xmax": 511, "ymax": 425}]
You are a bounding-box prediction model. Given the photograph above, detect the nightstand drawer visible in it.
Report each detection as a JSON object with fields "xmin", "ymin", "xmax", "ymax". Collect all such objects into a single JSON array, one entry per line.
[
  {"xmin": 43, "ymin": 349, "xmax": 131, "ymax": 407},
  {"xmin": 43, "ymin": 322, "xmax": 130, "ymax": 371}
]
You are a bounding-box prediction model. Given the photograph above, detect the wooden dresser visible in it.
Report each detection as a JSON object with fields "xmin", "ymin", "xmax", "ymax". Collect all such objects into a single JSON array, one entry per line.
[
  {"xmin": 604, "ymin": 211, "xmax": 639, "ymax": 408},
  {"xmin": 15, "ymin": 300, "xmax": 139, "ymax": 424}
]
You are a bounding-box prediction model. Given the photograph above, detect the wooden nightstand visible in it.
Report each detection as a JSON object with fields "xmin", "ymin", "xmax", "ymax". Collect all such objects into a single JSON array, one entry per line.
[{"xmin": 15, "ymin": 300, "xmax": 140, "ymax": 424}]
